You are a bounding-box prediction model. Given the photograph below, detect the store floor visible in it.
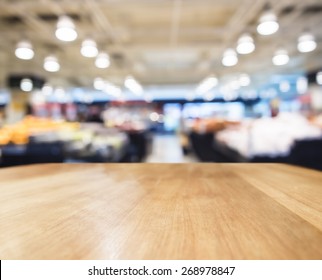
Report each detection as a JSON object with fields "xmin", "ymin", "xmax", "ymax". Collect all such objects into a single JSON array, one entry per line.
[{"xmin": 145, "ymin": 134, "xmax": 197, "ymax": 163}]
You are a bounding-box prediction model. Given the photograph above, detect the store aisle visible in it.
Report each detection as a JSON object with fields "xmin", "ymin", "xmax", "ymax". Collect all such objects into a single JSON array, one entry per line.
[{"xmin": 145, "ymin": 134, "xmax": 197, "ymax": 163}]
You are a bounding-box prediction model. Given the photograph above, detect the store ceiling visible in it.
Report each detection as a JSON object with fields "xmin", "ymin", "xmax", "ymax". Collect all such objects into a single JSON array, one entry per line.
[{"xmin": 0, "ymin": 0, "xmax": 322, "ymax": 89}]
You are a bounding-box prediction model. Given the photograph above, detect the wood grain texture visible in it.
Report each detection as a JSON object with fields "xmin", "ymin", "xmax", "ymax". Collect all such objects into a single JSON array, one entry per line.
[{"xmin": 0, "ymin": 163, "xmax": 321, "ymax": 260}]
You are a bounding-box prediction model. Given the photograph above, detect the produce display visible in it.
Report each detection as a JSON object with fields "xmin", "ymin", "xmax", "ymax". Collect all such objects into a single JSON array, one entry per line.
[
  {"xmin": 102, "ymin": 106, "xmax": 154, "ymax": 132},
  {"xmin": 215, "ymin": 113, "xmax": 322, "ymax": 158},
  {"xmin": 0, "ymin": 116, "xmax": 129, "ymax": 164},
  {"xmin": 188, "ymin": 118, "xmax": 240, "ymax": 133},
  {"xmin": 0, "ymin": 116, "xmax": 79, "ymax": 145},
  {"xmin": 64, "ymin": 123, "xmax": 128, "ymax": 161}
]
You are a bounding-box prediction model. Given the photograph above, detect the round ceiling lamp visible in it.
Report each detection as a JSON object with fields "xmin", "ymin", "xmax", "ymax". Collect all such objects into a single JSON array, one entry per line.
[
  {"xmin": 44, "ymin": 55, "xmax": 60, "ymax": 72},
  {"xmin": 236, "ymin": 34, "xmax": 255, "ymax": 54},
  {"xmin": 20, "ymin": 78, "xmax": 33, "ymax": 92},
  {"xmin": 272, "ymin": 49, "xmax": 289, "ymax": 66},
  {"xmin": 81, "ymin": 39, "xmax": 98, "ymax": 57},
  {"xmin": 42, "ymin": 84, "xmax": 53, "ymax": 95},
  {"xmin": 95, "ymin": 52, "xmax": 110, "ymax": 69},
  {"xmin": 297, "ymin": 32, "xmax": 317, "ymax": 53},
  {"xmin": 222, "ymin": 48, "xmax": 238, "ymax": 67},
  {"xmin": 104, "ymin": 82, "xmax": 122, "ymax": 97},
  {"xmin": 316, "ymin": 71, "xmax": 322, "ymax": 85},
  {"xmin": 196, "ymin": 75, "xmax": 218, "ymax": 94},
  {"xmin": 239, "ymin": 74, "xmax": 251, "ymax": 86},
  {"xmin": 15, "ymin": 40, "xmax": 34, "ymax": 60},
  {"xmin": 55, "ymin": 15, "xmax": 78, "ymax": 42},
  {"xmin": 257, "ymin": 5, "xmax": 279, "ymax": 36},
  {"xmin": 124, "ymin": 76, "xmax": 143, "ymax": 95},
  {"xmin": 93, "ymin": 77, "xmax": 105, "ymax": 90}
]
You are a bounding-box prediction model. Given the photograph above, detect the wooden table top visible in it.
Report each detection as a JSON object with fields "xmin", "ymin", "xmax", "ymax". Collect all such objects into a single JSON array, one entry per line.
[{"xmin": 0, "ymin": 163, "xmax": 321, "ymax": 260}]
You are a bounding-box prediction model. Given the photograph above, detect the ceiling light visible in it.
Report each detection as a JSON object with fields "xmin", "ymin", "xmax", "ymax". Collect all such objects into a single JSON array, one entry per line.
[
  {"xmin": 55, "ymin": 87, "xmax": 65, "ymax": 98},
  {"xmin": 296, "ymin": 76, "xmax": 308, "ymax": 94},
  {"xmin": 272, "ymin": 49, "xmax": 289, "ymax": 66},
  {"xmin": 317, "ymin": 71, "xmax": 322, "ymax": 85},
  {"xmin": 236, "ymin": 34, "xmax": 255, "ymax": 54},
  {"xmin": 104, "ymin": 82, "xmax": 122, "ymax": 97},
  {"xmin": 279, "ymin": 80, "xmax": 290, "ymax": 92},
  {"xmin": 42, "ymin": 84, "xmax": 53, "ymax": 95},
  {"xmin": 81, "ymin": 39, "xmax": 98, "ymax": 57},
  {"xmin": 239, "ymin": 74, "xmax": 251, "ymax": 86},
  {"xmin": 15, "ymin": 40, "xmax": 34, "ymax": 60},
  {"xmin": 222, "ymin": 49, "xmax": 238, "ymax": 67},
  {"xmin": 20, "ymin": 78, "xmax": 33, "ymax": 92},
  {"xmin": 44, "ymin": 55, "xmax": 60, "ymax": 72},
  {"xmin": 55, "ymin": 15, "xmax": 77, "ymax": 42},
  {"xmin": 54, "ymin": 87, "xmax": 70, "ymax": 103},
  {"xmin": 196, "ymin": 75, "xmax": 218, "ymax": 94},
  {"xmin": 297, "ymin": 32, "xmax": 317, "ymax": 53},
  {"xmin": 124, "ymin": 76, "xmax": 143, "ymax": 95},
  {"xmin": 93, "ymin": 77, "xmax": 105, "ymax": 90},
  {"xmin": 95, "ymin": 52, "xmax": 110, "ymax": 69},
  {"xmin": 31, "ymin": 91, "xmax": 46, "ymax": 105},
  {"xmin": 230, "ymin": 80, "xmax": 240, "ymax": 90},
  {"xmin": 257, "ymin": 8, "xmax": 279, "ymax": 36},
  {"xmin": 220, "ymin": 85, "xmax": 228, "ymax": 93}
]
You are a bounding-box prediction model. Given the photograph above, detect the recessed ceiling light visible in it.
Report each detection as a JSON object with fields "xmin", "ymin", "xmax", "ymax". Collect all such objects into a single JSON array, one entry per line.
[
  {"xmin": 95, "ymin": 52, "xmax": 110, "ymax": 69},
  {"xmin": 20, "ymin": 78, "xmax": 33, "ymax": 92},
  {"xmin": 93, "ymin": 77, "xmax": 105, "ymax": 90},
  {"xmin": 42, "ymin": 84, "xmax": 53, "ymax": 95},
  {"xmin": 44, "ymin": 55, "xmax": 60, "ymax": 72},
  {"xmin": 236, "ymin": 34, "xmax": 255, "ymax": 54},
  {"xmin": 55, "ymin": 15, "xmax": 77, "ymax": 42},
  {"xmin": 15, "ymin": 40, "xmax": 34, "ymax": 60},
  {"xmin": 81, "ymin": 39, "xmax": 98, "ymax": 57},
  {"xmin": 104, "ymin": 82, "xmax": 122, "ymax": 97},
  {"xmin": 272, "ymin": 49, "xmax": 289, "ymax": 66},
  {"xmin": 316, "ymin": 71, "xmax": 322, "ymax": 85},
  {"xmin": 196, "ymin": 75, "xmax": 218, "ymax": 94},
  {"xmin": 297, "ymin": 32, "xmax": 317, "ymax": 53},
  {"xmin": 239, "ymin": 74, "xmax": 251, "ymax": 87},
  {"xmin": 222, "ymin": 49, "xmax": 238, "ymax": 67},
  {"xmin": 124, "ymin": 76, "xmax": 143, "ymax": 95},
  {"xmin": 257, "ymin": 7, "xmax": 279, "ymax": 36}
]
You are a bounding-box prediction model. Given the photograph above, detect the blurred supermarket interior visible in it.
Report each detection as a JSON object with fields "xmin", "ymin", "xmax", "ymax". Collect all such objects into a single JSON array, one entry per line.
[{"xmin": 0, "ymin": 0, "xmax": 322, "ymax": 170}]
